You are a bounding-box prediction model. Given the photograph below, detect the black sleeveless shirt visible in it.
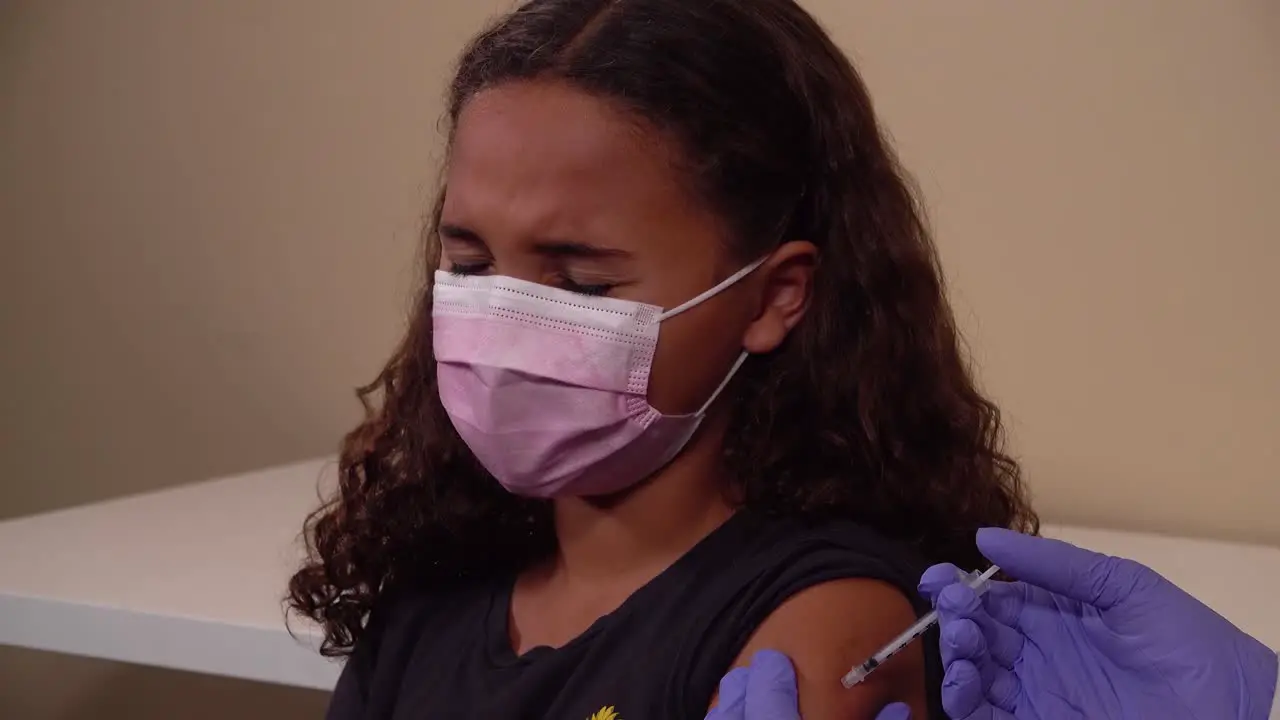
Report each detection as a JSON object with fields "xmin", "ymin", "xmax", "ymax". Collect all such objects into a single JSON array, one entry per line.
[{"xmin": 326, "ymin": 512, "xmax": 944, "ymax": 719}]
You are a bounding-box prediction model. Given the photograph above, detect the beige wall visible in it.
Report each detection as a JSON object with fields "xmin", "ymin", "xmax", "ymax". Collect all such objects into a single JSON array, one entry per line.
[{"xmin": 1, "ymin": 0, "xmax": 1276, "ymax": 717}]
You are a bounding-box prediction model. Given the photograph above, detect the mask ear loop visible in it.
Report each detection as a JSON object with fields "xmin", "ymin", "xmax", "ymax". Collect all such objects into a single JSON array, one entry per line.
[
  {"xmin": 695, "ymin": 351, "xmax": 750, "ymax": 416},
  {"xmin": 650, "ymin": 255, "xmax": 770, "ymax": 416},
  {"xmin": 653, "ymin": 255, "xmax": 771, "ymax": 323}
]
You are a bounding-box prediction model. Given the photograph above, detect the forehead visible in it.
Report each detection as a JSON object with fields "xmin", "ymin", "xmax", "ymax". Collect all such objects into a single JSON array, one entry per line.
[
  {"xmin": 450, "ymin": 81, "xmax": 663, "ymax": 192},
  {"xmin": 444, "ymin": 80, "xmax": 724, "ymax": 258}
]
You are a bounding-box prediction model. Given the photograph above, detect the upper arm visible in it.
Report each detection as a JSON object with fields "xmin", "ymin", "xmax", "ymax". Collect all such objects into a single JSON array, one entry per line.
[{"xmin": 728, "ymin": 579, "xmax": 930, "ymax": 720}]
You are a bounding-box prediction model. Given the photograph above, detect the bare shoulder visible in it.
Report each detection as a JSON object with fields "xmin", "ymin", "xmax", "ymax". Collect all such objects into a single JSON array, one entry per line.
[{"xmin": 731, "ymin": 578, "xmax": 929, "ymax": 720}]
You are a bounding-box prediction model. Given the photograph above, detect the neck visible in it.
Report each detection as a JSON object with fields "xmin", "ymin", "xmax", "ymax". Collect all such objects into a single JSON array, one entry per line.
[{"xmin": 548, "ymin": 413, "xmax": 737, "ymax": 583}]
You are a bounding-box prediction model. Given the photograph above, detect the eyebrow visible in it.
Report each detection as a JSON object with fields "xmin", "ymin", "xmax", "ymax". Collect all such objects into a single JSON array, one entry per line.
[
  {"xmin": 439, "ymin": 223, "xmax": 484, "ymax": 244},
  {"xmin": 439, "ymin": 223, "xmax": 632, "ymax": 260},
  {"xmin": 531, "ymin": 240, "xmax": 632, "ymax": 260}
]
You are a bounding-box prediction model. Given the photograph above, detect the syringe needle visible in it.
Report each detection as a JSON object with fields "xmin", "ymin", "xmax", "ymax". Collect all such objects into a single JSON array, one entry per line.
[{"xmin": 841, "ymin": 565, "xmax": 1000, "ymax": 689}]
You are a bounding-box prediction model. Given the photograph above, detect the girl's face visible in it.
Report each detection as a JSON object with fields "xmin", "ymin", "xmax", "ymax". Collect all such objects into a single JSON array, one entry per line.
[{"xmin": 439, "ymin": 80, "xmax": 790, "ymax": 417}]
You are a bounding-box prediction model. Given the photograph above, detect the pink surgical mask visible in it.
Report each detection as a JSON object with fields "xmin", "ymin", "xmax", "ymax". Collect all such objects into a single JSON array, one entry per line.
[{"xmin": 431, "ymin": 257, "xmax": 767, "ymax": 498}]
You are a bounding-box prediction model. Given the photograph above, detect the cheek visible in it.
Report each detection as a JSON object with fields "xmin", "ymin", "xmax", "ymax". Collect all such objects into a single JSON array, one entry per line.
[{"xmin": 645, "ymin": 307, "xmax": 747, "ymax": 415}]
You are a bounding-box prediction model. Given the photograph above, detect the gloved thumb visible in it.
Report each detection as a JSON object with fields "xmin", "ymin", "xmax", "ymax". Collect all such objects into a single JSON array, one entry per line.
[
  {"xmin": 743, "ymin": 649, "xmax": 801, "ymax": 720},
  {"xmin": 975, "ymin": 528, "xmax": 1152, "ymax": 609},
  {"xmin": 873, "ymin": 702, "xmax": 912, "ymax": 720}
]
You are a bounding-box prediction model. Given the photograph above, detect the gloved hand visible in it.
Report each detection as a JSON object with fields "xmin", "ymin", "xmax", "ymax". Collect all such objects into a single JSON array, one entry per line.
[
  {"xmin": 704, "ymin": 649, "xmax": 913, "ymax": 720},
  {"xmin": 919, "ymin": 528, "xmax": 1279, "ymax": 720}
]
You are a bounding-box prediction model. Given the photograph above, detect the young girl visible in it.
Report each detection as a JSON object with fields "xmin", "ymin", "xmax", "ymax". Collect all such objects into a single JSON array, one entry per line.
[{"xmin": 289, "ymin": 0, "xmax": 1036, "ymax": 718}]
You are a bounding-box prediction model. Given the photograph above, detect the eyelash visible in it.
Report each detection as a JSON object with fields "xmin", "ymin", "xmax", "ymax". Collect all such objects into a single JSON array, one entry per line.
[
  {"xmin": 561, "ymin": 278, "xmax": 614, "ymax": 296},
  {"xmin": 448, "ymin": 262, "xmax": 615, "ymax": 297},
  {"xmin": 448, "ymin": 262, "xmax": 490, "ymax": 277}
]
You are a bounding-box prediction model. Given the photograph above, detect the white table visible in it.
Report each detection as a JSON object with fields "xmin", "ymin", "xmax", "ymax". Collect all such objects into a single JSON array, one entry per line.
[
  {"xmin": 0, "ymin": 458, "xmax": 342, "ymax": 689},
  {"xmin": 1, "ymin": 459, "xmax": 1277, "ymax": 690}
]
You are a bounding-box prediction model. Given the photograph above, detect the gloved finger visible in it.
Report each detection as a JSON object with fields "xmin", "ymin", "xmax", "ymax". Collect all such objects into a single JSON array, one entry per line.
[
  {"xmin": 937, "ymin": 583, "xmax": 1024, "ymax": 669},
  {"xmin": 705, "ymin": 666, "xmax": 749, "ymax": 719},
  {"xmin": 939, "ymin": 617, "xmax": 986, "ymax": 667},
  {"xmin": 940, "ymin": 616, "xmax": 1019, "ymax": 707},
  {"xmin": 703, "ymin": 702, "xmax": 733, "ymax": 720},
  {"xmin": 976, "ymin": 528, "xmax": 1156, "ymax": 610},
  {"xmin": 918, "ymin": 563, "xmax": 965, "ymax": 604},
  {"xmin": 920, "ymin": 565, "xmax": 1024, "ymax": 628},
  {"xmin": 943, "ymin": 661, "xmax": 1018, "ymax": 720},
  {"xmin": 743, "ymin": 649, "xmax": 801, "ymax": 720},
  {"xmin": 984, "ymin": 663, "xmax": 1022, "ymax": 714},
  {"xmin": 975, "ymin": 580, "xmax": 1025, "ymax": 628},
  {"xmin": 958, "ymin": 702, "xmax": 1017, "ymax": 720},
  {"xmin": 873, "ymin": 702, "xmax": 912, "ymax": 720},
  {"xmin": 940, "ymin": 659, "xmax": 985, "ymax": 719}
]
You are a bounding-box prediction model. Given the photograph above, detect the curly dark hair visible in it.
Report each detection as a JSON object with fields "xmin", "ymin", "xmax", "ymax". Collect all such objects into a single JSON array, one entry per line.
[{"xmin": 288, "ymin": 0, "xmax": 1038, "ymax": 657}]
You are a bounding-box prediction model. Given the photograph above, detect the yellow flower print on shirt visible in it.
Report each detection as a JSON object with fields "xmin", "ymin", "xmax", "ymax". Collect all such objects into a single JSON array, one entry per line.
[{"xmin": 587, "ymin": 706, "xmax": 621, "ymax": 720}]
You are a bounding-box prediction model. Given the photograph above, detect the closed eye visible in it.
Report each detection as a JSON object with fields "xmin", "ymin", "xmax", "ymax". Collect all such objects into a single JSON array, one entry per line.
[
  {"xmin": 448, "ymin": 261, "xmax": 491, "ymax": 276},
  {"xmin": 560, "ymin": 278, "xmax": 615, "ymax": 296}
]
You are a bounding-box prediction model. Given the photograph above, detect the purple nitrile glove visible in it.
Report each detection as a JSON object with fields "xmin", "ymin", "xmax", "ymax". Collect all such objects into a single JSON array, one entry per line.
[
  {"xmin": 704, "ymin": 649, "xmax": 914, "ymax": 720},
  {"xmin": 918, "ymin": 528, "xmax": 1280, "ymax": 720}
]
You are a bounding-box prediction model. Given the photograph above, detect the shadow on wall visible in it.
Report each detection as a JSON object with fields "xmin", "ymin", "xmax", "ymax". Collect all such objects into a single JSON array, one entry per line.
[{"xmin": 0, "ymin": 647, "xmax": 330, "ymax": 720}]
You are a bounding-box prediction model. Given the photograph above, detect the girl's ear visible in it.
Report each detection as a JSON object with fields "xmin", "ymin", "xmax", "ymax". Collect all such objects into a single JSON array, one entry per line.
[{"xmin": 742, "ymin": 240, "xmax": 818, "ymax": 354}]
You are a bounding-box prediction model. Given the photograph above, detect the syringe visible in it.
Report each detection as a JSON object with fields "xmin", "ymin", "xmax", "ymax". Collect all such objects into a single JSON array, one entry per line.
[{"xmin": 841, "ymin": 564, "xmax": 1001, "ymax": 689}]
